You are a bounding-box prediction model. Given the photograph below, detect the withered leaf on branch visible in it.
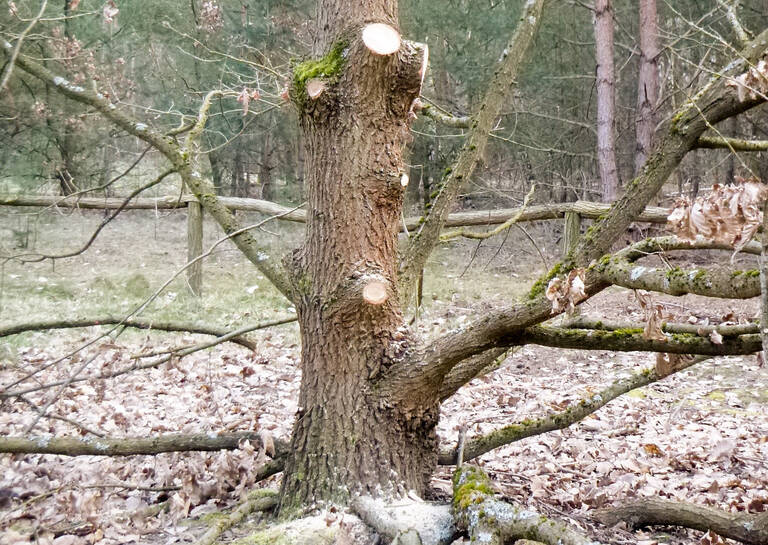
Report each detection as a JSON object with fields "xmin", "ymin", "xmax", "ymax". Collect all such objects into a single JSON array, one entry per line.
[
  {"xmin": 655, "ymin": 353, "xmax": 695, "ymax": 378},
  {"xmin": 545, "ymin": 268, "xmax": 586, "ymax": 314},
  {"xmin": 635, "ymin": 290, "xmax": 666, "ymax": 341},
  {"xmin": 666, "ymin": 177, "xmax": 768, "ymax": 254},
  {"xmin": 727, "ymin": 58, "xmax": 768, "ymax": 102}
]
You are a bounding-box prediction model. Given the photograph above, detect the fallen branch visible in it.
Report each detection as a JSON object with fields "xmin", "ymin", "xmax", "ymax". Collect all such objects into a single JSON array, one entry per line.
[
  {"xmin": 453, "ymin": 465, "xmax": 601, "ymax": 545},
  {"xmin": 419, "ymin": 102, "xmax": 471, "ymax": 128},
  {"xmin": 595, "ymin": 498, "xmax": 768, "ymax": 545},
  {"xmin": 0, "ymin": 194, "xmax": 672, "ymax": 230},
  {"xmin": 193, "ymin": 489, "xmax": 278, "ymax": 545},
  {"xmin": 439, "ymin": 355, "xmax": 706, "ymax": 465},
  {"xmin": 696, "ymin": 134, "xmax": 768, "ymax": 151},
  {"xmin": 562, "ymin": 316, "xmax": 758, "ymax": 337},
  {"xmin": 522, "ymin": 325, "xmax": 759, "ymax": 355},
  {"xmin": 1, "ymin": 315, "xmax": 297, "ymax": 398},
  {"xmin": 595, "ymin": 255, "xmax": 760, "ymax": 299},
  {"xmin": 0, "ymin": 316, "xmax": 259, "ymax": 350},
  {"xmin": 0, "ymin": 431, "xmax": 289, "ymax": 456}
]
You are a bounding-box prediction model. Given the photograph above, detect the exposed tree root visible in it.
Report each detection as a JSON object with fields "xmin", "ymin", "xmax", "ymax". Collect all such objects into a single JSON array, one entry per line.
[
  {"xmin": 453, "ymin": 465, "xmax": 601, "ymax": 545},
  {"xmin": 352, "ymin": 495, "xmax": 455, "ymax": 545},
  {"xmin": 0, "ymin": 431, "xmax": 288, "ymax": 457},
  {"xmin": 193, "ymin": 489, "xmax": 278, "ymax": 545},
  {"xmin": 595, "ymin": 498, "xmax": 768, "ymax": 545}
]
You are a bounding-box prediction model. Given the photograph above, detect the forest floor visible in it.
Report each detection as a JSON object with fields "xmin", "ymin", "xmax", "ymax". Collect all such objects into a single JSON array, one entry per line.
[{"xmin": 0, "ymin": 209, "xmax": 766, "ymax": 545}]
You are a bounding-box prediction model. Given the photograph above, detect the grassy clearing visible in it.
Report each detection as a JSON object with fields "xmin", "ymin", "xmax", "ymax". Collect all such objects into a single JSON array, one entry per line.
[
  {"xmin": 0, "ymin": 208, "xmax": 300, "ymax": 350},
  {"xmin": 0, "ymin": 206, "xmax": 548, "ymax": 355}
]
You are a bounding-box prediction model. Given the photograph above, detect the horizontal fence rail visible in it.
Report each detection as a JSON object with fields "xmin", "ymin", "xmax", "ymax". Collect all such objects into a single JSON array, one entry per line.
[{"xmin": 0, "ymin": 194, "xmax": 673, "ymax": 296}]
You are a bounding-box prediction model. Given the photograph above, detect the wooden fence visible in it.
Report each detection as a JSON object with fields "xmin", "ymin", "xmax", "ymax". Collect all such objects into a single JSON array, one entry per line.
[{"xmin": 0, "ymin": 194, "xmax": 671, "ymax": 296}]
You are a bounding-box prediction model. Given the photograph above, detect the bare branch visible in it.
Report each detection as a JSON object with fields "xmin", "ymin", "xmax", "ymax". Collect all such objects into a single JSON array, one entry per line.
[
  {"xmin": 193, "ymin": 491, "xmax": 278, "ymax": 545},
  {"xmin": 595, "ymin": 256, "xmax": 760, "ymax": 298},
  {"xmin": 696, "ymin": 134, "xmax": 768, "ymax": 151},
  {"xmin": 596, "ymin": 498, "xmax": 768, "ymax": 545},
  {"xmin": 419, "ymin": 102, "xmax": 470, "ymax": 128},
  {"xmin": 0, "ymin": 42, "xmax": 293, "ymax": 298},
  {"xmin": 562, "ymin": 316, "xmax": 758, "ymax": 337},
  {"xmin": 522, "ymin": 325, "xmax": 758, "ymax": 355},
  {"xmin": 399, "ymin": 0, "xmax": 546, "ymax": 306},
  {"xmin": 439, "ymin": 347, "xmax": 510, "ymax": 401},
  {"xmin": 7, "ymin": 169, "xmax": 176, "ymax": 263},
  {"xmin": 0, "ymin": 316, "xmax": 261, "ymax": 350},
  {"xmin": 0, "ymin": 316, "xmax": 297, "ymax": 398},
  {"xmin": 0, "ymin": 0, "xmax": 48, "ymax": 94},
  {"xmin": 383, "ymin": 30, "xmax": 768, "ymax": 402},
  {"xmin": 440, "ymin": 355, "xmax": 708, "ymax": 465},
  {"xmin": 716, "ymin": 0, "xmax": 752, "ymax": 47},
  {"xmin": 0, "ymin": 431, "xmax": 289, "ymax": 457}
]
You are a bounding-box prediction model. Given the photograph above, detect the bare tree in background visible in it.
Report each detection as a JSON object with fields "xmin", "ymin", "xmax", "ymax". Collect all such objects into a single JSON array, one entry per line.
[
  {"xmin": 594, "ymin": 0, "xmax": 620, "ymax": 201},
  {"xmin": 635, "ymin": 0, "xmax": 659, "ymax": 174}
]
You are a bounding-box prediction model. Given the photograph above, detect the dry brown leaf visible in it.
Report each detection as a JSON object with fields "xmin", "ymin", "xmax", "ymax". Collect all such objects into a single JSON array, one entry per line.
[
  {"xmin": 635, "ymin": 291, "xmax": 666, "ymax": 341},
  {"xmin": 700, "ymin": 529, "xmax": 726, "ymax": 545},
  {"xmin": 727, "ymin": 58, "xmax": 768, "ymax": 102},
  {"xmin": 545, "ymin": 269, "xmax": 586, "ymax": 314},
  {"xmin": 655, "ymin": 353, "xmax": 694, "ymax": 378},
  {"xmin": 667, "ymin": 178, "xmax": 768, "ymax": 257}
]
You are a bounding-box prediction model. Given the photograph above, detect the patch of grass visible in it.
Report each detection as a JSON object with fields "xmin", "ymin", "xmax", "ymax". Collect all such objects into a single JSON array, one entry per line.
[{"xmin": 124, "ymin": 273, "xmax": 151, "ymax": 297}]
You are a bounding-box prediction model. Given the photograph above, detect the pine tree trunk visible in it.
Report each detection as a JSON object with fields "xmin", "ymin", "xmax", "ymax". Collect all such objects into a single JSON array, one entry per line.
[
  {"xmin": 279, "ymin": 0, "xmax": 434, "ymax": 513},
  {"xmin": 594, "ymin": 0, "xmax": 620, "ymax": 202},
  {"xmin": 634, "ymin": 0, "xmax": 658, "ymax": 175}
]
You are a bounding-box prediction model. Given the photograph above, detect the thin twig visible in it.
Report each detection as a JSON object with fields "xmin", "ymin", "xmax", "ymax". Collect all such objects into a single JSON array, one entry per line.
[{"xmin": 0, "ymin": 0, "xmax": 48, "ymax": 93}]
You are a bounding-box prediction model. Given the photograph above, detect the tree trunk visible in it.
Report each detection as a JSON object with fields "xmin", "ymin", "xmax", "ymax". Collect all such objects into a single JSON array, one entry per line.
[
  {"xmin": 634, "ymin": 0, "xmax": 658, "ymax": 175},
  {"xmin": 594, "ymin": 0, "xmax": 620, "ymax": 202},
  {"xmin": 279, "ymin": 0, "xmax": 432, "ymax": 513}
]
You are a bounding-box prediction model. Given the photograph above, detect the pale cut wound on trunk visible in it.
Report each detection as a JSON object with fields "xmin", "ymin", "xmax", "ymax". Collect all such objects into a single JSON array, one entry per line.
[
  {"xmin": 306, "ymin": 78, "xmax": 326, "ymax": 99},
  {"xmin": 419, "ymin": 44, "xmax": 429, "ymax": 86},
  {"xmin": 363, "ymin": 280, "xmax": 389, "ymax": 305},
  {"xmin": 362, "ymin": 23, "xmax": 401, "ymax": 55}
]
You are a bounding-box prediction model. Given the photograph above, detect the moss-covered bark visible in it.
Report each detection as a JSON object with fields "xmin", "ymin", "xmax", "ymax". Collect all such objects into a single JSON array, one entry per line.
[{"xmin": 452, "ymin": 465, "xmax": 602, "ymax": 545}]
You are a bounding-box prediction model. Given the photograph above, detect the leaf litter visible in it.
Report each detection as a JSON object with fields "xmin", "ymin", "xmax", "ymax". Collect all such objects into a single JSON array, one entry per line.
[{"xmin": 0, "ymin": 289, "xmax": 766, "ymax": 544}]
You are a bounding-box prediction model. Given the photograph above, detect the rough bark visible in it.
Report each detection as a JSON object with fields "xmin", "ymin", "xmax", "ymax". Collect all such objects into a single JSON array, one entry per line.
[
  {"xmin": 596, "ymin": 498, "xmax": 768, "ymax": 545},
  {"xmin": 594, "ymin": 0, "xmax": 620, "ymax": 201},
  {"xmin": 279, "ymin": 1, "xmax": 434, "ymax": 512}
]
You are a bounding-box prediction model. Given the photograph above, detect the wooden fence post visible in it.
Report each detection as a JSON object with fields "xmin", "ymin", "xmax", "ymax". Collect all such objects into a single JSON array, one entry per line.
[
  {"xmin": 187, "ymin": 201, "xmax": 203, "ymax": 296},
  {"xmin": 562, "ymin": 211, "xmax": 581, "ymax": 257}
]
